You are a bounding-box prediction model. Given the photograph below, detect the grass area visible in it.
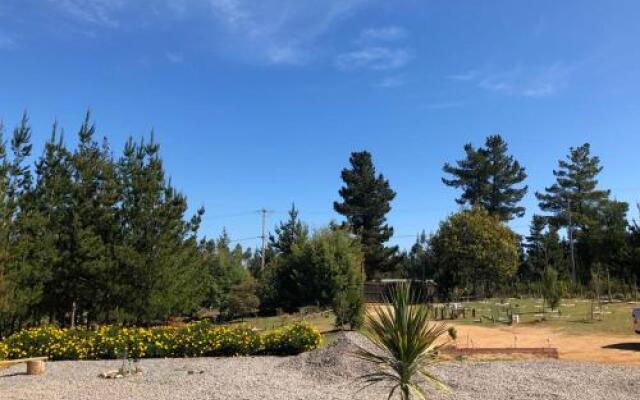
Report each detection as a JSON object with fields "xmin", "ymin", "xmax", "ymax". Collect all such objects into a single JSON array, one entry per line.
[
  {"xmin": 222, "ymin": 298, "xmax": 639, "ymax": 342},
  {"xmin": 445, "ymin": 298, "xmax": 639, "ymax": 336},
  {"xmin": 227, "ymin": 311, "xmax": 337, "ymax": 334},
  {"xmin": 227, "ymin": 311, "xmax": 344, "ymax": 348}
]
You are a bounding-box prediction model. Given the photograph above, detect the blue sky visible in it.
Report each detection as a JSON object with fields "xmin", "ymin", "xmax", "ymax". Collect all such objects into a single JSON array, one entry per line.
[{"xmin": 1, "ymin": 1, "xmax": 639, "ymax": 249}]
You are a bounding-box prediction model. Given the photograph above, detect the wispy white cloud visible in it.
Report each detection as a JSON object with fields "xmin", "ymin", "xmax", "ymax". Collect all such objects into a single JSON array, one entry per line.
[
  {"xmin": 51, "ymin": 0, "xmax": 127, "ymax": 28},
  {"xmin": 336, "ymin": 47, "xmax": 411, "ymax": 71},
  {"xmin": 36, "ymin": 0, "xmax": 379, "ymax": 66},
  {"xmin": 449, "ymin": 63, "xmax": 573, "ymax": 98},
  {"xmin": 337, "ymin": 25, "xmax": 412, "ymax": 73},
  {"xmin": 376, "ymin": 75, "xmax": 406, "ymax": 88},
  {"xmin": 208, "ymin": 0, "xmax": 372, "ymax": 65},
  {"xmin": 360, "ymin": 26, "xmax": 407, "ymax": 42}
]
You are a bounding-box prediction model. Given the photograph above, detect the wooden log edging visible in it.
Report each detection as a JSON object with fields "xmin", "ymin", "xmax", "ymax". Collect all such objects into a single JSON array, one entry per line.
[
  {"xmin": 0, "ymin": 356, "xmax": 48, "ymax": 375},
  {"xmin": 443, "ymin": 347, "xmax": 559, "ymax": 359}
]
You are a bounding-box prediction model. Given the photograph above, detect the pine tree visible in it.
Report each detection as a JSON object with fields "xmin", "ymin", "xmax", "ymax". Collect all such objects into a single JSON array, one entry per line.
[
  {"xmin": 33, "ymin": 123, "xmax": 75, "ymax": 324},
  {"xmin": 334, "ymin": 151, "xmax": 398, "ymax": 278},
  {"xmin": 116, "ymin": 134, "xmax": 207, "ymax": 321},
  {"xmin": 269, "ymin": 203, "xmax": 308, "ymax": 255},
  {"xmin": 535, "ymin": 143, "xmax": 610, "ymax": 229},
  {"xmin": 401, "ymin": 231, "xmax": 434, "ymax": 281},
  {"xmin": 522, "ymin": 215, "xmax": 568, "ymax": 280},
  {"xmin": 203, "ymin": 229, "xmax": 251, "ymax": 310},
  {"xmin": 577, "ymin": 200, "xmax": 630, "ymax": 281},
  {"xmin": 443, "ymin": 135, "xmax": 527, "ymax": 221},
  {"xmin": 535, "ymin": 143, "xmax": 612, "ymax": 283},
  {"xmin": 68, "ymin": 112, "xmax": 120, "ymax": 324},
  {"xmin": 221, "ymin": 277, "xmax": 260, "ymax": 321},
  {"xmin": 442, "ymin": 143, "xmax": 487, "ymax": 206},
  {"xmin": 0, "ymin": 114, "xmax": 56, "ymax": 333}
]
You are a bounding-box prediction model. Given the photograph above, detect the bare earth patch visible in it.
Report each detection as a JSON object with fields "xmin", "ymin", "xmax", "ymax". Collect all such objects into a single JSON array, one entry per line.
[
  {"xmin": 2, "ymin": 332, "xmax": 640, "ymax": 400},
  {"xmin": 448, "ymin": 323, "xmax": 640, "ymax": 366}
]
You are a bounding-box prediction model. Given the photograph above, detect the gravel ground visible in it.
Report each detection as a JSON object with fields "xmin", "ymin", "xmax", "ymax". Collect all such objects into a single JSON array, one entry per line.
[{"xmin": 2, "ymin": 332, "xmax": 639, "ymax": 400}]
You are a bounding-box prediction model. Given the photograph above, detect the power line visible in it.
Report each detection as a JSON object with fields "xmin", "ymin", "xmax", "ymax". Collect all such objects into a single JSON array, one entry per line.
[
  {"xmin": 201, "ymin": 211, "xmax": 261, "ymax": 220},
  {"xmin": 257, "ymin": 208, "xmax": 275, "ymax": 270},
  {"xmin": 228, "ymin": 236, "xmax": 261, "ymax": 244}
]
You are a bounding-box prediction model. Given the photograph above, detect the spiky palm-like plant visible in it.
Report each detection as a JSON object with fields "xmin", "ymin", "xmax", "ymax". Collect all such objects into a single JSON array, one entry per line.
[{"xmin": 355, "ymin": 283, "xmax": 450, "ymax": 400}]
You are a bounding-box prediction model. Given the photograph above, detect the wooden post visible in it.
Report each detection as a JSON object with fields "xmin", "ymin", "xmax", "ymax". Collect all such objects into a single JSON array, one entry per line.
[{"xmin": 27, "ymin": 360, "xmax": 45, "ymax": 375}]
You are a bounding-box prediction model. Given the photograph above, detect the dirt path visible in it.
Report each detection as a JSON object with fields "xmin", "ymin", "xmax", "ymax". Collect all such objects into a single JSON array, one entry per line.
[{"xmin": 448, "ymin": 322, "xmax": 640, "ymax": 366}]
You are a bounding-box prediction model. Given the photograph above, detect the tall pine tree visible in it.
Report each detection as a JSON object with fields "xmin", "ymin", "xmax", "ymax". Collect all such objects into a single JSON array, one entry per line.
[
  {"xmin": 33, "ymin": 123, "xmax": 75, "ymax": 325},
  {"xmin": 0, "ymin": 114, "xmax": 57, "ymax": 333},
  {"xmin": 115, "ymin": 134, "xmax": 207, "ymax": 321},
  {"xmin": 535, "ymin": 143, "xmax": 610, "ymax": 229},
  {"xmin": 443, "ymin": 135, "xmax": 528, "ymax": 221},
  {"xmin": 334, "ymin": 151, "xmax": 398, "ymax": 278},
  {"xmin": 535, "ymin": 143, "xmax": 612, "ymax": 282}
]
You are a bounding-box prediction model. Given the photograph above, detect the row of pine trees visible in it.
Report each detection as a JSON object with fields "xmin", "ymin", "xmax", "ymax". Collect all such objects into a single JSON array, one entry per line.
[{"xmin": 0, "ymin": 113, "xmax": 216, "ymax": 334}]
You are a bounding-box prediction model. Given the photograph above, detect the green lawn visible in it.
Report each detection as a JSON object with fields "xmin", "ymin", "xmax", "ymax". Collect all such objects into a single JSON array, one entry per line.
[
  {"xmin": 227, "ymin": 311, "xmax": 337, "ymax": 334},
  {"xmin": 223, "ymin": 298, "xmax": 638, "ymax": 340},
  {"xmin": 443, "ymin": 298, "xmax": 639, "ymax": 336}
]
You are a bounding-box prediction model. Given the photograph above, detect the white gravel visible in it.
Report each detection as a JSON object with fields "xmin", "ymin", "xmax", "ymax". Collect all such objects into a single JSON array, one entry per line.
[{"xmin": 2, "ymin": 332, "xmax": 639, "ymax": 400}]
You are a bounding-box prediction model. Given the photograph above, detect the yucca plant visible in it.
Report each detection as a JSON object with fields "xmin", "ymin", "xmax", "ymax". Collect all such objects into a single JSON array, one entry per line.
[{"xmin": 355, "ymin": 282, "xmax": 450, "ymax": 400}]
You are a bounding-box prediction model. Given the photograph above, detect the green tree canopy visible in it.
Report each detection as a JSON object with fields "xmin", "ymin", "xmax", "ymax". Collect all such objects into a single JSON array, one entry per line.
[
  {"xmin": 202, "ymin": 229, "xmax": 252, "ymax": 310},
  {"xmin": 535, "ymin": 143, "xmax": 610, "ymax": 229},
  {"xmin": 443, "ymin": 135, "xmax": 528, "ymax": 221},
  {"xmin": 400, "ymin": 231, "xmax": 435, "ymax": 281},
  {"xmin": 1, "ymin": 112, "xmax": 208, "ymax": 333},
  {"xmin": 430, "ymin": 207, "xmax": 519, "ymax": 297},
  {"xmin": 522, "ymin": 215, "xmax": 568, "ymax": 280},
  {"xmin": 334, "ymin": 151, "xmax": 398, "ymax": 278},
  {"xmin": 269, "ymin": 203, "xmax": 308, "ymax": 256},
  {"xmin": 262, "ymin": 227, "xmax": 364, "ymax": 327}
]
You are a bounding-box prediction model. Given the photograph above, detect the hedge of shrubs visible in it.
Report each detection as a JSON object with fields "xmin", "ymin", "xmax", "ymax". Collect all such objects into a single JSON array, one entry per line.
[{"xmin": 0, "ymin": 322, "xmax": 322, "ymax": 361}]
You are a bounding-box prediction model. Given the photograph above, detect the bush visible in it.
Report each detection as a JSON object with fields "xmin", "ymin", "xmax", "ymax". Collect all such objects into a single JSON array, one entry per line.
[
  {"xmin": 0, "ymin": 341, "xmax": 8, "ymax": 359},
  {"xmin": 333, "ymin": 290, "xmax": 364, "ymax": 330},
  {"xmin": 0, "ymin": 322, "xmax": 321, "ymax": 361},
  {"xmin": 262, "ymin": 323, "xmax": 323, "ymax": 355}
]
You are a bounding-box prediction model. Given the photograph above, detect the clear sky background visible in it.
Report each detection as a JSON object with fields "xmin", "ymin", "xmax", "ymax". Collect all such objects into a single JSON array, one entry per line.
[{"xmin": 1, "ymin": 1, "xmax": 639, "ymax": 249}]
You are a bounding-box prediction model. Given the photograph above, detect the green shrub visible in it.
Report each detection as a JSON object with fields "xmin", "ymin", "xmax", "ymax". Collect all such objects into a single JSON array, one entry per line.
[
  {"xmin": 0, "ymin": 322, "xmax": 321, "ymax": 361},
  {"xmin": 0, "ymin": 341, "xmax": 8, "ymax": 359},
  {"xmin": 262, "ymin": 322, "xmax": 323, "ymax": 355}
]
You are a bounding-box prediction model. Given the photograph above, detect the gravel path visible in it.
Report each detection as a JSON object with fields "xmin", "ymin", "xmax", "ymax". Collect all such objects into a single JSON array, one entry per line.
[{"xmin": 2, "ymin": 333, "xmax": 639, "ymax": 400}]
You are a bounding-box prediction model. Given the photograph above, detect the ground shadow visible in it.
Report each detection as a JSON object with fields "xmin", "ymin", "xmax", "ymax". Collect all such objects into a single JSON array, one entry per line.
[
  {"xmin": 0, "ymin": 371, "xmax": 27, "ymax": 378},
  {"xmin": 602, "ymin": 342, "xmax": 640, "ymax": 352}
]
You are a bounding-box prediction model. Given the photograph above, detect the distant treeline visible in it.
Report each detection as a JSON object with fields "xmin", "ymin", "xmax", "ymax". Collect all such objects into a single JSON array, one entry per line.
[
  {"xmin": 401, "ymin": 136, "xmax": 640, "ymax": 299},
  {"xmin": 0, "ymin": 113, "xmax": 638, "ymax": 336}
]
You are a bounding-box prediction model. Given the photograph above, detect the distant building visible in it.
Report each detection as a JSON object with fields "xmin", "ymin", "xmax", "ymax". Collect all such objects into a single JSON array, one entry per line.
[{"xmin": 364, "ymin": 279, "xmax": 437, "ymax": 303}]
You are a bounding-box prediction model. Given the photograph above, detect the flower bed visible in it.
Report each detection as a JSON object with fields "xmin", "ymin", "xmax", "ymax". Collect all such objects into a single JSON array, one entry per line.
[{"xmin": 0, "ymin": 322, "xmax": 322, "ymax": 361}]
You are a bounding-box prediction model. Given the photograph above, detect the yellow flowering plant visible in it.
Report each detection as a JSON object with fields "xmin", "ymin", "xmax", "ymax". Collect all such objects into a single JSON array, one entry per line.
[{"xmin": 0, "ymin": 322, "xmax": 321, "ymax": 361}]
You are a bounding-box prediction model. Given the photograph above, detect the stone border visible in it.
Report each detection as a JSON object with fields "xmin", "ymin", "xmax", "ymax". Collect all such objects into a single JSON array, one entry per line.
[{"xmin": 444, "ymin": 347, "xmax": 559, "ymax": 359}]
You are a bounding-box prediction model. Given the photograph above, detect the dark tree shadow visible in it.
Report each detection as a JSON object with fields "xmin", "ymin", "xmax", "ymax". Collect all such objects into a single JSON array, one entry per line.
[
  {"xmin": 602, "ymin": 342, "xmax": 640, "ymax": 352},
  {"xmin": 0, "ymin": 371, "xmax": 27, "ymax": 378}
]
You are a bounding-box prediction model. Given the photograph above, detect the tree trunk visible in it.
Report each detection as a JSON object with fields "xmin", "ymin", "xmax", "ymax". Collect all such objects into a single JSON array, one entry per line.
[{"xmin": 70, "ymin": 301, "xmax": 77, "ymax": 329}]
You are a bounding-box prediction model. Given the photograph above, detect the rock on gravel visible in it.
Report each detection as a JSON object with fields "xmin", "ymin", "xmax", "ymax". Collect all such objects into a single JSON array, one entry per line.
[{"xmin": 2, "ymin": 332, "xmax": 639, "ymax": 400}]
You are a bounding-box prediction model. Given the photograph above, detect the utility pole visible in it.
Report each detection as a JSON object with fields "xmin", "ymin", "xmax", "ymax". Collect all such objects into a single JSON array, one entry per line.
[
  {"xmin": 258, "ymin": 208, "xmax": 273, "ymax": 270},
  {"xmin": 567, "ymin": 198, "xmax": 577, "ymax": 284}
]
